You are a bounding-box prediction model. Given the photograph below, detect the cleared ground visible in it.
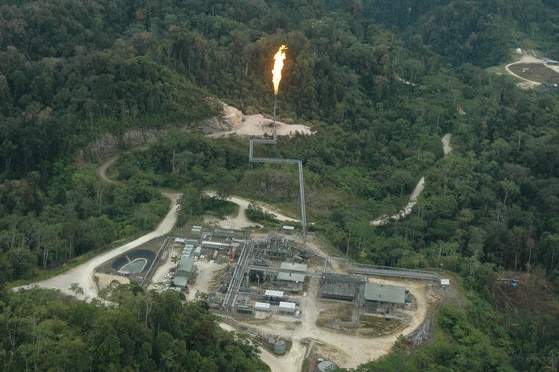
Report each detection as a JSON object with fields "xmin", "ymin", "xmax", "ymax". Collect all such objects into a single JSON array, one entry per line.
[
  {"xmin": 508, "ymin": 63, "xmax": 559, "ymax": 84},
  {"xmin": 20, "ymin": 105, "xmax": 448, "ymax": 371}
]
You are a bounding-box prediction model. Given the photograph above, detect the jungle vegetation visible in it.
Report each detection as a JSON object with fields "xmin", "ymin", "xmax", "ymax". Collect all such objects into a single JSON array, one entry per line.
[{"xmin": 1, "ymin": 0, "xmax": 559, "ymax": 370}]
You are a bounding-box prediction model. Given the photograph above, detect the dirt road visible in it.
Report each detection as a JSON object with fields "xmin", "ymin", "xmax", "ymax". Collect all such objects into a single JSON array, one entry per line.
[
  {"xmin": 186, "ymin": 230, "xmax": 431, "ymax": 370},
  {"xmin": 206, "ymin": 112, "xmax": 435, "ymax": 368},
  {"xmin": 371, "ymin": 133, "xmax": 452, "ymax": 227},
  {"xmin": 371, "ymin": 177, "xmax": 425, "ymax": 227},
  {"xmin": 19, "ymin": 105, "xmax": 434, "ymax": 370},
  {"xmin": 19, "ymin": 154, "xmax": 181, "ymax": 300},
  {"xmin": 442, "ymin": 133, "xmax": 452, "ymax": 156},
  {"xmin": 19, "ymin": 192, "xmax": 181, "ymax": 301},
  {"xmin": 97, "ymin": 154, "xmax": 118, "ymax": 184},
  {"xmin": 205, "ymin": 192, "xmax": 299, "ymax": 230},
  {"xmin": 505, "ymin": 54, "xmax": 542, "ymax": 88}
]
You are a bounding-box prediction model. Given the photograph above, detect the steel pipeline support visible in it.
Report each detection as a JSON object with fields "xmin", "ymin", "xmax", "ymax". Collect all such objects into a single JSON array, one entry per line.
[{"xmin": 248, "ymin": 118, "xmax": 307, "ymax": 246}]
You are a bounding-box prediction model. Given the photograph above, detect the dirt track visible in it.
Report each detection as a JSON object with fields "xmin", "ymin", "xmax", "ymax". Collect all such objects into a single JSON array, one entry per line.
[
  {"xmin": 371, "ymin": 133, "xmax": 451, "ymax": 227},
  {"xmin": 17, "ymin": 107, "xmax": 438, "ymax": 371},
  {"xmin": 504, "ymin": 52, "xmax": 559, "ymax": 88},
  {"xmin": 204, "ymin": 192, "xmax": 299, "ymax": 230},
  {"xmin": 18, "ymin": 192, "xmax": 180, "ymax": 300}
]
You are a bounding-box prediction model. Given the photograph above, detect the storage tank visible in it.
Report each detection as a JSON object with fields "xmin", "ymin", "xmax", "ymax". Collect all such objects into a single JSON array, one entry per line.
[
  {"xmin": 273, "ymin": 340, "xmax": 286, "ymax": 355},
  {"xmin": 316, "ymin": 360, "xmax": 337, "ymax": 371}
]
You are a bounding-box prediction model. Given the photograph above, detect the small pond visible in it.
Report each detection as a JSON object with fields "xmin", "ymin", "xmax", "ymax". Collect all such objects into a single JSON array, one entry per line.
[{"xmin": 118, "ymin": 258, "xmax": 147, "ymax": 274}]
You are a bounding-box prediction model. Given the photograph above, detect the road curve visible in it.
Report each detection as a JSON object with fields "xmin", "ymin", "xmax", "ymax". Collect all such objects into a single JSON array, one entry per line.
[
  {"xmin": 205, "ymin": 192, "xmax": 299, "ymax": 230},
  {"xmin": 504, "ymin": 61, "xmax": 541, "ymax": 88},
  {"xmin": 96, "ymin": 154, "xmax": 118, "ymax": 184},
  {"xmin": 371, "ymin": 133, "xmax": 452, "ymax": 226},
  {"xmin": 16, "ymin": 154, "xmax": 181, "ymax": 301}
]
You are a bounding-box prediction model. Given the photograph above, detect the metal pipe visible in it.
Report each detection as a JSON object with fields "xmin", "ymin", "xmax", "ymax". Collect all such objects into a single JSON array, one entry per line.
[{"xmin": 273, "ymin": 95, "xmax": 277, "ymax": 126}]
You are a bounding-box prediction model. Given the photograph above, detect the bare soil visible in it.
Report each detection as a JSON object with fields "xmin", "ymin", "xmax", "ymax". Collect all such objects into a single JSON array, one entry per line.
[
  {"xmin": 504, "ymin": 53, "xmax": 559, "ymax": 89},
  {"xmin": 508, "ymin": 63, "xmax": 559, "ymax": 85},
  {"xmin": 208, "ymin": 112, "xmax": 314, "ymax": 138},
  {"xmin": 21, "ymin": 104, "xmax": 449, "ymax": 371},
  {"xmin": 494, "ymin": 270, "xmax": 559, "ymax": 317}
]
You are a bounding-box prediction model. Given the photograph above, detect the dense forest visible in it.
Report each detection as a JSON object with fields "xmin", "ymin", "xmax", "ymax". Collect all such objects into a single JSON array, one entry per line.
[
  {"xmin": 1, "ymin": 285, "xmax": 267, "ymax": 371},
  {"xmin": 1, "ymin": 0, "xmax": 559, "ymax": 370}
]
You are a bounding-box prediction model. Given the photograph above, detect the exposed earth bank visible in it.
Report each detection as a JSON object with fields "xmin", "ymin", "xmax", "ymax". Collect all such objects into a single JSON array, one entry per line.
[{"xmin": 17, "ymin": 104, "xmax": 447, "ymax": 371}]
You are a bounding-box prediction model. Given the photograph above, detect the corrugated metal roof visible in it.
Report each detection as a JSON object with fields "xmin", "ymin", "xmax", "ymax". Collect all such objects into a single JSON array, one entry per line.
[
  {"xmin": 177, "ymin": 258, "xmax": 196, "ymax": 273},
  {"xmin": 364, "ymin": 282, "xmax": 406, "ymax": 304},
  {"xmin": 280, "ymin": 262, "xmax": 308, "ymax": 272},
  {"xmin": 279, "ymin": 301, "xmax": 296, "ymax": 310},
  {"xmin": 173, "ymin": 276, "xmax": 188, "ymax": 287},
  {"xmin": 254, "ymin": 302, "xmax": 270, "ymax": 310},
  {"xmin": 278, "ymin": 271, "xmax": 305, "ymax": 282},
  {"xmin": 264, "ymin": 290, "xmax": 284, "ymax": 297}
]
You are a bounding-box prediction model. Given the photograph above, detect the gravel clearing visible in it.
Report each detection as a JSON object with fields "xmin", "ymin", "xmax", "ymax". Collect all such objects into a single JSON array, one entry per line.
[
  {"xmin": 16, "ymin": 105, "xmax": 444, "ymax": 371},
  {"xmin": 16, "ymin": 192, "xmax": 180, "ymax": 301}
]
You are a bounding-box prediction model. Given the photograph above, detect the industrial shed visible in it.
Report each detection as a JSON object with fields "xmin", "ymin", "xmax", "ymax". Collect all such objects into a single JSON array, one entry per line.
[
  {"xmin": 320, "ymin": 282, "xmax": 359, "ymax": 301},
  {"xmin": 173, "ymin": 237, "xmax": 186, "ymax": 247},
  {"xmin": 278, "ymin": 271, "xmax": 305, "ymax": 283},
  {"xmin": 278, "ymin": 301, "xmax": 297, "ymax": 314},
  {"xmin": 280, "ymin": 262, "xmax": 308, "ymax": 272},
  {"xmin": 277, "ymin": 271, "xmax": 305, "ymax": 292},
  {"xmin": 201, "ymin": 241, "xmax": 230, "ymax": 250},
  {"xmin": 320, "ymin": 273, "xmax": 365, "ymax": 301},
  {"xmin": 363, "ymin": 282, "xmax": 406, "ymax": 312},
  {"xmin": 191, "ymin": 226, "xmax": 202, "ymax": 237},
  {"xmin": 173, "ymin": 258, "xmax": 197, "ymax": 288},
  {"xmin": 254, "ymin": 302, "xmax": 271, "ymax": 312},
  {"xmin": 264, "ymin": 290, "xmax": 284, "ymax": 304}
]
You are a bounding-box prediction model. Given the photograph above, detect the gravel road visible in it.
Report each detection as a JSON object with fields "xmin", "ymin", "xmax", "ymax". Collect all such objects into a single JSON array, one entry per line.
[
  {"xmin": 371, "ymin": 133, "xmax": 452, "ymax": 226},
  {"xmin": 16, "ymin": 107, "xmax": 436, "ymax": 371},
  {"xmin": 17, "ymin": 192, "xmax": 180, "ymax": 301}
]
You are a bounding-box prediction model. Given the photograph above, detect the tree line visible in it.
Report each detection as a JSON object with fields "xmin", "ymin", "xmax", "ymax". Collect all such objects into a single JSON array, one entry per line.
[
  {"xmin": 0, "ymin": 286, "xmax": 268, "ymax": 371},
  {"xmin": 1, "ymin": 0, "xmax": 559, "ymax": 370}
]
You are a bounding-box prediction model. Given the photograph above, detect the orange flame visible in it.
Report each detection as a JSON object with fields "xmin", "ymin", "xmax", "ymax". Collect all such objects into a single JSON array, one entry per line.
[{"xmin": 272, "ymin": 45, "xmax": 287, "ymax": 95}]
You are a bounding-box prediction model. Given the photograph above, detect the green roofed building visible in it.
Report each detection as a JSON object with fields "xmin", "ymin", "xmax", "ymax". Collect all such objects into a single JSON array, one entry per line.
[
  {"xmin": 173, "ymin": 258, "xmax": 197, "ymax": 288},
  {"xmin": 277, "ymin": 271, "xmax": 305, "ymax": 292},
  {"xmin": 278, "ymin": 271, "xmax": 305, "ymax": 283},
  {"xmin": 363, "ymin": 282, "xmax": 406, "ymax": 311},
  {"xmin": 280, "ymin": 262, "xmax": 308, "ymax": 272}
]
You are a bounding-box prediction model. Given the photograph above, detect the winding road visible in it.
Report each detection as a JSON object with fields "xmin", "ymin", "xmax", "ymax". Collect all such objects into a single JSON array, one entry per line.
[
  {"xmin": 18, "ymin": 153, "xmax": 297, "ymax": 301},
  {"xmin": 371, "ymin": 133, "xmax": 452, "ymax": 226},
  {"xmin": 504, "ymin": 53, "xmax": 559, "ymax": 88},
  {"xmin": 17, "ymin": 157, "xmax": 181, "ymax": 301},
  {"xmin": 15, "ymin": 114, "xmax": 440, "ymax": 370},
  {"xmin": 205, "ymin": 192, "xmax": 299, "ymax": 230},
  {"xmin": 504, "ymin": 54, "xmax": 543, "ymax": 89}
]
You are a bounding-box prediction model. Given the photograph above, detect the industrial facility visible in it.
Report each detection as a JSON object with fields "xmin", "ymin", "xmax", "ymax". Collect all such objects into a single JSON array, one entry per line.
[{"xmin": 126, "ymin": 226, "xmax": 440, "ymax": 323}]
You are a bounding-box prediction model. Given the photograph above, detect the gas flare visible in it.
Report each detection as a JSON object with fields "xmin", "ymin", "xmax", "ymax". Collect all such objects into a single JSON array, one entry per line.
[{"xmin": 272, "ymin": 45, "xmax": 287, "ymax": 95}]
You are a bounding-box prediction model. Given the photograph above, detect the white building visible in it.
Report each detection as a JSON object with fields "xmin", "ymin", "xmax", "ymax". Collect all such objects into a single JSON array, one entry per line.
[{"xmin": 278, "ymin": 301, "xmax": 297, "ymax": 314}]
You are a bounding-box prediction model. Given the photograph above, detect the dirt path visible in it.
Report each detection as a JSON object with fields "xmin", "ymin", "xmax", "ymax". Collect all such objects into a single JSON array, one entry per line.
[
  {"xmin": 17, "ymin": 155, "xmax": 181, "ymax": 301},
  {"xmin": 204, "ymin": 192, "xmax": 299, "ymax": 230},
  {"xmin": 96, "ymin": 154, "xmax": 118, "ymax": 184},
  {"xmin": 371, "ymin": 133, "xmax": 453, "ymax": 227},
  {"xmin": 224, "ymin": 276, "xmax": 431, "ymax": 370},
  {"xmin": 505, "ymin": 54, "xmax": 543, "ymax": 89},
  {"xmin": 442, "ymin": 133, "xmax": 452, "ymax": 156},
  {"xmin": 205, "ymin": 113, "xmax": 436, "ymax": 370},
  {"xmin": 19, "ymin": 192, "xmax": 180, "ymax": 300},
  {"xmin": 371, "ymin": 177, "xmax": 425, "ymax": 227},
  {"xmin": 19, "ymin": 105, "xmax": 435, "ymax": 370}
]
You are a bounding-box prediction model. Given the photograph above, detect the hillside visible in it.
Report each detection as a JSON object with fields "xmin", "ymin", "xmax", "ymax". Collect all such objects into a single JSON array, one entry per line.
[{"xmin": 1, "ymin": 0, "xmax": 559, "ymax": 371}]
